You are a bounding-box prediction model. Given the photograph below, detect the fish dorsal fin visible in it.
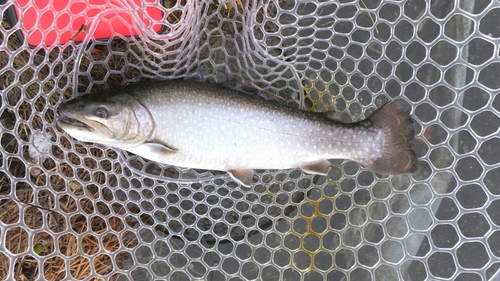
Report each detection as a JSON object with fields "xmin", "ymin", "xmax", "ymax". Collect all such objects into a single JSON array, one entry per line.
[
  {"xmin": 228, "ymin": 169, "xmax": 254, "ymax": 186},
  {"xmin": 138, "ymin": 142, "xmax": 178, "ymax": 156},
  {"xmin": 300, "ymin": 160, "xmax": 331, "ymax": 175},
  {"xmin": 322, "ymin": 111, "xmax": 347, "ymax": 122}
]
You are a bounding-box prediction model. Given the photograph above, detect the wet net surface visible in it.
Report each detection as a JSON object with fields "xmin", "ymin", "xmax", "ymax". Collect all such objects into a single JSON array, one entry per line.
[{"xmin": 1, "ymin": 0, "xmax": 500, "ymax": 280}]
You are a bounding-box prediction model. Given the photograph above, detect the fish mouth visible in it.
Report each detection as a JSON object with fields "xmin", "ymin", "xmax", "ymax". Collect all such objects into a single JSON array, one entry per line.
[{"xmin": 57, "ymin": 115, "xmax": 93, "ymax": 131}]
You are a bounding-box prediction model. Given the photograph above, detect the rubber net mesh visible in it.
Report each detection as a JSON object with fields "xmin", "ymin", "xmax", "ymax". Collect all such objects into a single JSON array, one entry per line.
[{"xmin": 1, "ymin": 0, "xmax": 500, "ymax": 280}]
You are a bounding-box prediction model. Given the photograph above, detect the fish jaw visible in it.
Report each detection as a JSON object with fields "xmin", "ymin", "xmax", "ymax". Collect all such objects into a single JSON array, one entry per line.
[
  {"xmin": 57, "ymin": 111, "xmax": 115, "ymax": 143},
  {"xmin": 57, "ymin": 114, "xmax": 93, "ymax": 132}
]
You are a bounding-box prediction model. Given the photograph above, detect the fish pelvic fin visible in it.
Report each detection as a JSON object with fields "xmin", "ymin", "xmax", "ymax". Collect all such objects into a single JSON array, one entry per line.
[
  {"xmin": 300, "ymin": 160, "xmax": 331, "ymax": 175},
  {"xmin": 365, "ymin": 99, "xmax": 418, "ymax": 175}
]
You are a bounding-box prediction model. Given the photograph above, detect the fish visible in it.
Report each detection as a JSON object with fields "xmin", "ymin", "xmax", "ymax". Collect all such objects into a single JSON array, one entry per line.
[{"xmin": 57, "ymin": 80, "xmax": 417, "ymax": 186}]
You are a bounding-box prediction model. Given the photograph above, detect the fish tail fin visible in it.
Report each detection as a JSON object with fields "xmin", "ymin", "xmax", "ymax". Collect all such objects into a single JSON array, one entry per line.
[{"xmin": 364, "ymin": 99, "xmax": 418, "ymax": 174}]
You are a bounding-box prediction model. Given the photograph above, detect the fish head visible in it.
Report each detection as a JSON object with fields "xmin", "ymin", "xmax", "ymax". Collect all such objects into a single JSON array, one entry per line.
[{"xmin": 57, "ymin": 93, "xmax": 154, "ymax": 149}]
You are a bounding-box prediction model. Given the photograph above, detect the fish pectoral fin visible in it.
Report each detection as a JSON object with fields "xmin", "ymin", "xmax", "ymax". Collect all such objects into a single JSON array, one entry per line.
[
  {"xmin": 140, "ymin": 142, "xmax": 178, "ymax": 155},
  {"xmin": 228, "ymin": 169, "xmax": 254, "ymax": 186},
  {"xmin": 300, "ymin": 160, "xmax": 331, "ymax": 175}
]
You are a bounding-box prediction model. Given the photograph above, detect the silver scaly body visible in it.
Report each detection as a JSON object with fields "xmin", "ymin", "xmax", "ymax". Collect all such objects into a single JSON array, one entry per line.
[{"xmin": 131, "ymin": 82, "xmax": 382, "ymax": 170}]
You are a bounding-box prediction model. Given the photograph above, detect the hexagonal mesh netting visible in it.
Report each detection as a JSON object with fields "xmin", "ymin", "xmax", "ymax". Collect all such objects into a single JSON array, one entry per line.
[{"xmin": 1, "ymin": 0, "xmax": 500, "ymax": 280}]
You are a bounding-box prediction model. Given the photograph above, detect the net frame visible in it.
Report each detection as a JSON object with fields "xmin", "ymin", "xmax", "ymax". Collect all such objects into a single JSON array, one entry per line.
[{"xmin": 0, "ymin": 0, "xmax": 500, "ymax": 280}]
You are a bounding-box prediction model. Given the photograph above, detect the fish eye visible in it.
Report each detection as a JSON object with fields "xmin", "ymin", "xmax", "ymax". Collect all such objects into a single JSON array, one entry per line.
[{"xmin": 94, "ymin": 107, "xmax": 109, "ymax": 118}]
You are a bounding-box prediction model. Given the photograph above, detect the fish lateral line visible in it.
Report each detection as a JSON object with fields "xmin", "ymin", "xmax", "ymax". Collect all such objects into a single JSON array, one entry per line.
[{"xmin": 190, "ymin": 111, "xmax": 383, "ymax": 145}]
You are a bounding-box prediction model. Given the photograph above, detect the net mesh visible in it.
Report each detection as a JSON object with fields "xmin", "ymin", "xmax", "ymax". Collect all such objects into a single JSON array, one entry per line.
[{"xmin": 1, "ymin": 0, "xmax": 500, "ymax": 280}]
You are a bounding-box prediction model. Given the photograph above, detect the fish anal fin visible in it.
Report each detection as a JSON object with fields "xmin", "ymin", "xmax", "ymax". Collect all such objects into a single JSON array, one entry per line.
[
  {"xmin": 300, "ymin": 160, "xmax": 331, "ymax": 175},
  {"xmin": 228, "ymin": 169, "xmax": 254, "ymax": 186}
]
